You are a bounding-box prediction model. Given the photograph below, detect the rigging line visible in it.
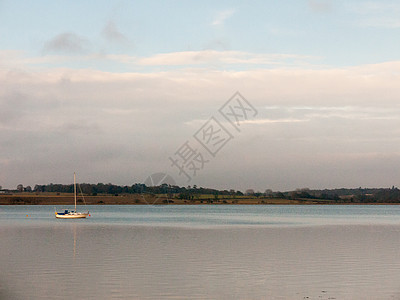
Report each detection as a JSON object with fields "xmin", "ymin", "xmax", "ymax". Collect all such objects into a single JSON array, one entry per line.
[{"xmin": 77, "ymin": 183, "xmax": 88, "ymax": 206}]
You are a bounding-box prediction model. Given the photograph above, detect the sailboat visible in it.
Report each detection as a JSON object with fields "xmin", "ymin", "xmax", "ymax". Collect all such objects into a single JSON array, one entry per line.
[{"xmin": 55, "ymin": 173, "xmax": 89, "ymax": 219}]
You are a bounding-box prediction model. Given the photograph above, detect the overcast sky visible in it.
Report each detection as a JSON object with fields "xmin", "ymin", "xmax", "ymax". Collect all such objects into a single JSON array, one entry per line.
[{"xmin": 1, "ymin": 0, "xmax": 400, "ymax": 192}]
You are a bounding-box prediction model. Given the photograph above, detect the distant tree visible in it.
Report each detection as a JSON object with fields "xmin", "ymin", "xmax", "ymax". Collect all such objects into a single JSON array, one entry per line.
[
  {"xmin": 293, "ymin": 188, "xmax": 312, "ymax": 199},
  {"xmin": 252, "ymin": 191, "xmax": 262, "ymax": 198},
  {"xmin": 274, "ymin": 191, "xmax": 285, "ymax": 198},
  {"xmin": 25, "ymin": 186, "xmax": 32, "ymax": 192},
  {"xmin": 0, "ymin": 185, "xmax": 2, "ymax": 190},
  {"xmin": 236, "ymin": 190, "xmax": 244, "ymax": 196},
  {"xmin": 265, "ymin": 189, "xmax": 273, "ymax": 197},
  {"xmin": 178, "ymin": 192, "xmax": 193, "ymax": 200},
  {"xmin": 245, "ymin": 189, "xmax": 255, "ymax": 196},
  {"xmin": 34, "ymin": 184, "xmax": 45, "ymax": 193},
  {"xmin": 17, "ymin": 184, "xmax": 23, "ymax": 192},
  {"xmin": 214, "ymin": 193, "xmax": 219, "ymax": 201}
]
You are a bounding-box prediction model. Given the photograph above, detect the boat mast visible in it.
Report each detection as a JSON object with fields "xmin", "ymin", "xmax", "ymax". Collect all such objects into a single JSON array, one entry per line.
[{"xmin": 74, "ymin": 172, "xmax": 77, "ymax": 212}]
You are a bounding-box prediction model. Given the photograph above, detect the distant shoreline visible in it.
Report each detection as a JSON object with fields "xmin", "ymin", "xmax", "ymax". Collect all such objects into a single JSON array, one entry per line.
[{"xmin": 1, "ymin": 194, "xmax": 398, "ymax": 205}]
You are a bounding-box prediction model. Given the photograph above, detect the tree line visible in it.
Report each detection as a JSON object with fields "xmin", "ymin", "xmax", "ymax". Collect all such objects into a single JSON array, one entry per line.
[
  {"xmin": 29, "ymin": 183, "xmax": 243, "ymax": 197},
  {"xmin": 5, "ymin": 183, "xmax": 400, "ymax": 203},
  {"xmin": 285, "ymin": 187, "xmax": 400, "ymax": 203}
]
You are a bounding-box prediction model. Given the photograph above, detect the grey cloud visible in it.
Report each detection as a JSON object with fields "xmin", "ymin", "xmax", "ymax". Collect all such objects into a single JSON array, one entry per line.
[
  {"xmin": 204, "ymin": 38, "xmax": 231, "ymax": 51},
  {"xmin": 56, "ymin": 120, "xmax": 103, "ymax": 136},
  {"xmin": 0, "ymin": 91, "xmax": 30, "ymax": 125},
  {"xmin": 308, "ymin": 0, "xmax": 333, "ymax": 13},
  {"xmin": 263, "ymin": 105, "xmax": 400, "ymax": 122},
  {"xmin": 0, "ymin": 84, "xmax": 63, "ymax": 128},
  {"xmin": 101, "ymin": 21, "xmax": 127, "ymax": 43},
  {"xmin": 1, "ymin": 64, "xmax": 400, "ymax": 191},
  {"xmin": 43, "ymin": 32, "xmax": 90, "ymax": 54}
]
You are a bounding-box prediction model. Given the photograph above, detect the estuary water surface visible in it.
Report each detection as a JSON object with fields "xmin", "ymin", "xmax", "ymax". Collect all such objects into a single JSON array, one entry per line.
[{"xmin": 1, "ymin": 205, "xmax": 400, "ymax": 299}]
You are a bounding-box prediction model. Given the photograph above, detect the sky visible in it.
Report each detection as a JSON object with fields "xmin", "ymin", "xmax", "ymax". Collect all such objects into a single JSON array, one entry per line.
[{"xmin": 1, "ymin": 0, "xmax": 400, "ymax": 192}]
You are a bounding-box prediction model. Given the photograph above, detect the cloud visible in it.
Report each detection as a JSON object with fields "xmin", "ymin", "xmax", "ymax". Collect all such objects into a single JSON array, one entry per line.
[
  {"xmin": 101, "ymin": 21, "xmax": 127, "ymax": 43},
  {"xmin": 102, "ymin": 108, "xmax": 137, "ymax": 115},
  {"xmin": 43, "ymin": 32, "xmax": 90, "ymax": 54},
  {"xmin": 0, "ymin": 91, "xmax": 28, "ymax": 126},
  {"xmin": 135, "ymin": 50, "xmax": 318, "ymax": 67},
  {"xmin": 212, "ymin": 9, "xmax": 235, "ymax": 26},
  {"xmin": 243, "ymin": 118, "xmax": 309, "ymax": 124},
  {"xmin": 2, "ymin": 53, "xmax": 400, "ymax": 190},
  {"xmin": 261, "ymin": 106, "xmax": 400, "ymax": 122},
  {"xmin": 1, "ymin": 50, "xmax": 319, "ymax": 71},
  {"xmin": 204, "ymin": 38, "xmax": 231, "ymax": 51},
  {"xmin": 308, "ymin": 0, "xmax": 333, "ymax": 13}
]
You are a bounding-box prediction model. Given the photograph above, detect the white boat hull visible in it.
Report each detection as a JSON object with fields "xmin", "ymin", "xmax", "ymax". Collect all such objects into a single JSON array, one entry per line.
[{"xmin": 55, "ymin": 212, "xmax": 89, "ymax": 219}]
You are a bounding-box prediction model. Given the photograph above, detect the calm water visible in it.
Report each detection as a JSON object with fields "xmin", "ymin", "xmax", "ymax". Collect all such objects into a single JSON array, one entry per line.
[{"xmin": 1, "ymin": 205, "xmax": 400, "ymax": 299}]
